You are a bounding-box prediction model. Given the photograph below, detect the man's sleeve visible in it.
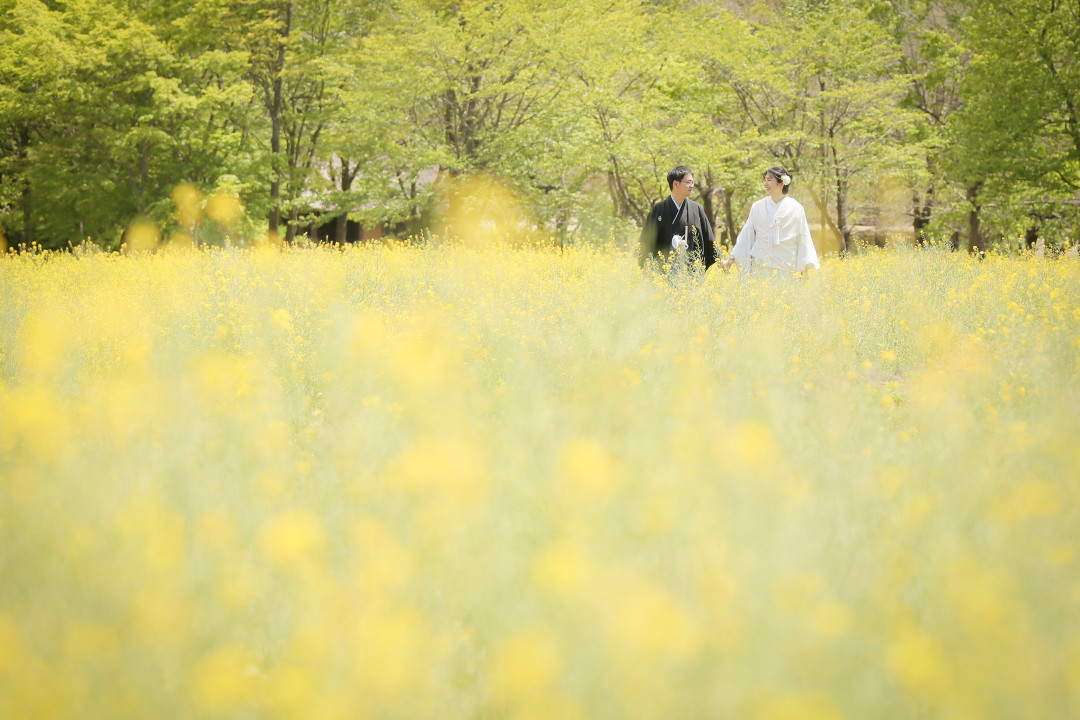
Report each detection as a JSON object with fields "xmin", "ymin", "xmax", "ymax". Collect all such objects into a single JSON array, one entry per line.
[
  {"xmin": 699, "ymin": 206, "xmax": 718, "ymax": 269},
  {"xmin": 638, "ymin": 208, "xmax": 658, "ymax": 267}
]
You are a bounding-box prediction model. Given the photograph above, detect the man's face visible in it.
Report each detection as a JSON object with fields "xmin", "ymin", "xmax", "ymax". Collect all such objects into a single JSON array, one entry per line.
[{"xmin": 672, "ymin": 174, "xmax": 694, "ymax": 202}]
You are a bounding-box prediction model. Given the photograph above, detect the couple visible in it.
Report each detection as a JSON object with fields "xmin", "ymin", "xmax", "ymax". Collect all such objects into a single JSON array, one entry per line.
[{"xmin": 638, "ymin": 165, "xmax": 820, "ymax": 275}]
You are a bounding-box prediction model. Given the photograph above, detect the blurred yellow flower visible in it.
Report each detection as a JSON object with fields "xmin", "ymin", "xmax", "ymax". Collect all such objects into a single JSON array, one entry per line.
[
  {"xmin": 607, "ymin": 579, "xmax": 701, "ymax": 661},
  {"xmin": 62, "ymin": 622, "xmax": 120, "ymax": 662},
  {"xmin": 126, "ymin": 218, "xmax": 161, "ymax": 252},
  {"xmin": 530, "ymin": 538, "xmax": 592, "ymax": 599},
  {"xmin": 271, "ymin": 307, "xmax": 294, "ymax": 333},
  {"xmin": 2, "ymin": 382, "xmax": 69, "ymax": 458},
  {"xmin": 888, "ymin": 624, "xmax": 951, "ymax": 702},
  {"xmin": 0, "ymin": 611, "xmax": 23, "ymax": 673},
  {"xmin": 349, "ymin": 519, "xmax": 416, "ymax": 593},
  {"xmin": 128, "ymin": 584, "xmax": 193, "ymax": 649},
  {"xmin": 386, "ymin": 436, "xmax": 489, "ymax": 509},
  {"xmin": 726, "ymin": 421, "xmax": 778, "ymax": 470},
  {"xmin": 216, "ymin": 562, "xmax": 263, "ymax": 614},
  {"xmin": 354, "ymin": 606, "xmax": 432, "ymax": 698},
  {"xmin": 812, "ymin": 600, "xmax": 852, "ymax": 638},
  {"xmin": 991, "ymin": 480, "xmax": 1061, "ymax": 523},
  {"xmin": 113, "ymin": 496, "xmax": 186, "ymax": 575},
  {"xmin": 195, "ymin": 352, "xmax": 255, "ymax": 407},
  {"xmin": 487, "ymin": 627, "xmax": 562, "ymax": 703},
  {"xmin": 266, "ymin": 663, "xmax": 318, "ymax": 718},
  {"xmin": 0, "ymin": 240, "xmax": 1076, "ymax": 719},
  {"xmin": 172, "ymin": 182, "xmax": 204, "ymax": 228},
  {"xmin": 197, "ymin": 508, "xmax": 238, "ymax": 550},
  {"xmin": 556, "ymin": 438, "xmax": 622, "ymax": 506},
  {"xmin": 753, "ymin": 693, "xmax": 847, "ymax": 720},
  {"xmin": 258, "ymin": 510, "xmax": 326, "ymax": 569},
  {"xmin": 205, "ymin": 191, "xmax": 243, "ymax": 227},
  {"xmin": 189, "ymin": 644, "xmax": 260, "ymax": 715}
]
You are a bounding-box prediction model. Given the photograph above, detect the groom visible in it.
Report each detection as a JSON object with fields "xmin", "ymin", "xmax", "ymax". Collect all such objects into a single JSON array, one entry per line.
[{"xmin": 637, "ymin": 166, "xmax": 717, "ymax": 270}]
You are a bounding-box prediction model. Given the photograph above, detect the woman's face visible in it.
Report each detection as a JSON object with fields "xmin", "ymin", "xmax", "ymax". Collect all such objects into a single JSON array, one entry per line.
[{"xmin": 763, "ymin": 172, "xmax": 782, "ymax": 196}]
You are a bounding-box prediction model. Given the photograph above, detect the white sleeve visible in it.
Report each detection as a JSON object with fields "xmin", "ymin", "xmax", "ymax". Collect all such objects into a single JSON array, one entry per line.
[
  {"xmin": 795, "ymin": 208, "xmax": 820, "ymax": 271},
  {"xmin": 730, "ymin": 216, "xmax": 754, "ymax": 265}
]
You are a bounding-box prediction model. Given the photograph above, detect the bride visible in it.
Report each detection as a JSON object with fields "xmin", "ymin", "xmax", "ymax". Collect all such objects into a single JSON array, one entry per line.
[{"xmin": 723, "ymin": 167, "xmax": 820, "ymax": 275}]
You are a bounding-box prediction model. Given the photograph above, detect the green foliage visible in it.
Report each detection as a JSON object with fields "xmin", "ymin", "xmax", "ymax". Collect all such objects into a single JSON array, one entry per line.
[
  {"xmin": 948, "ymin": 0, "xmax": 1080, "ymax": 248},
  {"xmin": 1, "ymin": 0, "xmax": 1077, "ymax": 249}
]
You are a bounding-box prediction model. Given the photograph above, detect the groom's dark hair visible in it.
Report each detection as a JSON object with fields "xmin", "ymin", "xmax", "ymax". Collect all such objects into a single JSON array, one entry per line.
[{"xmin": 667, "ymin": 165, "xmax": 692, "ymax": 190}]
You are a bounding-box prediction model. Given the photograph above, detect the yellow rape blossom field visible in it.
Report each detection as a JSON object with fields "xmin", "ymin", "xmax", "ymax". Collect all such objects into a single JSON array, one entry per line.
[{"xmin": 1, "ymin": 242, "xmax": 1079, "ymax": 719}]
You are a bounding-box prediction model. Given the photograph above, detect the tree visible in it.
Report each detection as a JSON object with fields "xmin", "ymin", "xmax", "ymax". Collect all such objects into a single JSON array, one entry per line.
[
  {"xmin": 886, "ymin": 0, "xmax": 966, "ymax": 243},
  {"xmin": 348, "ymin": 0, "xmax": 648, "ymax": 240},
  {"xmin": 687, "ymin": 5, "xmax": 775, "ymax": 244},
  {"xmin": 950, "ymin": 0, "xmax": 1080, "ymax": 250},
  {"xmin": 0, "ymin": 0, "xmax": 72, "ymax": 247},
  {"xmin": 712, "ymin": 1, "xmax": 922, "ymax": 254},
  {"xmin": 553, "ymin": 0, "xmax": 678, "ymax": 228}
]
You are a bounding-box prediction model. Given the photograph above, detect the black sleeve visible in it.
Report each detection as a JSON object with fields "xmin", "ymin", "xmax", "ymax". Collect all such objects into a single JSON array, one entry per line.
[
  {"xmin": 700, "ymin": 207, "xmax": 717, "ymax": 269},
  {"xmin": 638, "ymin": 207, "xmax": 659, "ymax": 267}
]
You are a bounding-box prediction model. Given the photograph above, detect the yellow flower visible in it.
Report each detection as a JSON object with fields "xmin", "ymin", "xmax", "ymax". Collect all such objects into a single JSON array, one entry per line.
[
  {"xmin": 271, "ymin": 307, "xmax": 294, "ymax": 333},
  {"xmin": 205, "ymin": 191, "xmax": 243, "ymax": 226},
  {"xmin": 606, "ymin": 579, "xmax": 701, "ymax": 662},
  {"xmin": 189, "ymin": 644, "xmax": 260, "ymax": 715},
  {"xmin": 62, "ymin": 622, "xmax": 120, "ymax": 662},
  {"xmin": 753, "ymin": 693, "xmax": 847, "ymax": 720},
  {"xmin": 258, "ymin": 510, "xmax": 326, "ymax": 569},
  {"xmin": 197, "ymin": 508, "xmax": 238, "ymax": 550},
  {"xmin": 386, "ymin": 436, "xmax": 490, "ymax": 509},
  {"xmin": 556, "ymin": 438, "xmax": 622, "ymax": 506},
  {"xmin": 725, "ymin": 421, "xmax": 778, "ymax": 470},
  {"xmin": 887, "ymin": 624, "xmax": 951, "ymax": 702},
  {"xmin": 487, "ymin": 627, "xmax": 562, "ymax": 703},
  {"xmin": 530, "ymin": 538, "xmax": 592, "ymax": 599},
  {"xmin": 0, "ymin": 611, "xmax": 24, "ymax": 673}
]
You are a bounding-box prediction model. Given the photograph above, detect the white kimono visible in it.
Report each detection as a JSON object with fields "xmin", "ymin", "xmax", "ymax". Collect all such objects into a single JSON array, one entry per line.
[{"xmin": 730, "ymin": 196, "xmax": 820, "ymax": 273}]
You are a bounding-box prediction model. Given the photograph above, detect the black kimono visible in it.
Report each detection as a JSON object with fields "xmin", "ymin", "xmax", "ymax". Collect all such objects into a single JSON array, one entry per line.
[{"xmin": 638, "ymin": 196, "xmax": 718, "ymax": 270}]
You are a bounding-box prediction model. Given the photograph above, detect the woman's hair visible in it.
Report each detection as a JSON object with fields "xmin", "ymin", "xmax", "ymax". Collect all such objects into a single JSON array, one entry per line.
[{"xmin": 764, "ymin": 166, "xmax": 791, "ymax": 194}]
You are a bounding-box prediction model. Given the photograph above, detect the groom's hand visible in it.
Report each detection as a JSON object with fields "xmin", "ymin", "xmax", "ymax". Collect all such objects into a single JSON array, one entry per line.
[{"xmin": 671, "ymin": 234, "xmax": 687, "ymax": 251}]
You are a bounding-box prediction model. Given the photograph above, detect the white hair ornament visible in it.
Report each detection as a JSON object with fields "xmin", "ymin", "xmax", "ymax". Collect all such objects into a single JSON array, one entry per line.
[{"xmin": 781, "ymin": 174, "xmax": 791, "ymax": 186}]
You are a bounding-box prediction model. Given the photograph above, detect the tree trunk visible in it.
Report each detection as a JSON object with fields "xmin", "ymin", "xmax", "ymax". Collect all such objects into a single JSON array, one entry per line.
[
  {"xmin": 912, "ymin": 188, "xmax": 933, "ymax": 245},
  {"xmin": 697, "ymin": 177, "xmax": 716, "ymax": 235},
  {"xmin": 286, "ymin": 206, "xmax": 298, "ymax": 243},
  {"xmin": 268, "ymin": 2, "xmax": 293, "ymax": 239},
  {"xmin": 21, "ymin": 186, "xmax": 31, "ymax": 247},
  {"xmin": 1024, "ymin": 225, "xmax": 1039, "ymax": 249},
  {"xmin": 836, "ymin": 175, "xmax": 850, "ymax": 254},
  {"xmin": 18, "ymin": 125, "xmax": 31, "ymax": 247},
  {"xmin": 335, "ymin": 214, "xmax": 347, "ymax": 244},
  {"xmin": 808, "ymin": 187, "xmax": 842, "ymax": 254},
  {"xmin": 966, "ymin": 182, "xmax": 983, "ymax": 255},
  {"xmin": 607, "ymin": 167, "xmax": 636, "ymax": 221},
  {"xmin": 137, "ymin": 140, "xmax": 150, "ymax": 213},
  {"xmin": 335, "ymin": 158, "xmax": 355, "ymax": 244},
  {"xmin": 722, "ymin": 187, "xmax": 736, "ymax": 249}
]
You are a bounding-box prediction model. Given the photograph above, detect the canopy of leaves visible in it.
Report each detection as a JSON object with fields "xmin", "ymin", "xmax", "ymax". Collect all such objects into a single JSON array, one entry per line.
[{"xmin": 1, "ymin": 0, "xmax": 1076, "ymax": 249}]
